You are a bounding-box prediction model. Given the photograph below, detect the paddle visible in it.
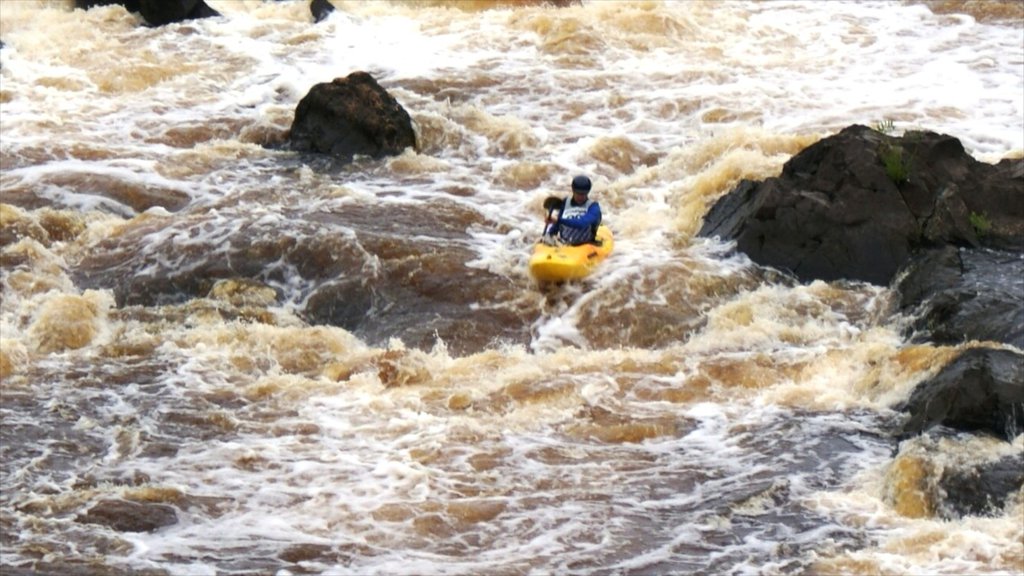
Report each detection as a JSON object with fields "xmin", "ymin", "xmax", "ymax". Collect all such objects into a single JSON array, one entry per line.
[{"xmin": 542, "ymin": 196, "xmax": 563, "ymax": 238}]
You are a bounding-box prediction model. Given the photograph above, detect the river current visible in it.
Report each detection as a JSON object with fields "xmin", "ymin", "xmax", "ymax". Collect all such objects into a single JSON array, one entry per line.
[{"xmin": 1, "ymin": 1, "xmax": 1022, "ymax": 575}]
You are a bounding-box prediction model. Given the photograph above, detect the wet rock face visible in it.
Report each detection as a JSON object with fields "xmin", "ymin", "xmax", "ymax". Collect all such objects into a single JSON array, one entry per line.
[
  {"xmin": 288, "ymin": 71, "xmax": 417, "ymax": 162},
  {"xmin": 884, "ymin": 446, "xmax": 1023, "ymax": 520},
  {"xmin": 896, "ymin": 246, "xmax": 1024, "ymax": 348},
  {"xmin": 77, "ymin": 499, "xmax": 178, "ymax": 532},
  {"xmin": 939, "ymin": 453, "xmax": 1024, "ymax": 518},
  {"xmin": 898, "ymin": 347, "xmax": 1024, "ymax": 442},
  {"xmin": 698, "ymin": 125, "xmax": 1023, "ymax": 285}
]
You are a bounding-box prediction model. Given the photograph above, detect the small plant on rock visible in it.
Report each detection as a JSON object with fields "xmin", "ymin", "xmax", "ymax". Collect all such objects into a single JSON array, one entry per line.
[
  {"xmin": 880, "ymin": 143, "xmax": 911, "ymax": 184},
  {"xmin": 873, "ymin": 118, "xmax": 912, "ymax": 184},
  {"xmin": 969, "ymin": 211, "xmax": 991, "ymax": 237}
]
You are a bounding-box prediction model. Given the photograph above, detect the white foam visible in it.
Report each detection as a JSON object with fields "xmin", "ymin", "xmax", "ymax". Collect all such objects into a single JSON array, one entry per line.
[{"xmin": 1, "ymin": 2, "xmax": 1021, "ymax": 574}]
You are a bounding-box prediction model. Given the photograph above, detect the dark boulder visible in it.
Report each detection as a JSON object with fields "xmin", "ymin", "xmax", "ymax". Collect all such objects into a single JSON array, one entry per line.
[
  {"xmin": 898, "ymin": 347, "xmax": 1024, "ymax": 442},
  {"xmin": 310, "ymin": 0, "xmax": 335, "ymax": 22},
  {"xmin": 698, "ymin": 125, "xmax": 1024, "ymax": 285},
  {"xmin": 938, "ymin": 453, "xmax": 1024, "ymax": 518},
  {"xmin": 896, "ymin": 246, "xmax": 1024, "ymax": 347},
  {"xmin": 76, "ymin": 0, "xmax": 219, "ymax": 26},
  {"xmin": 77, "ymin": 498, "xmax": 178, "ymax": 532},
  {"xmin": 138, "ymin": 0, "xmax": 219, "ymax": 26},
  {"xmin": 288, "ymin": 71, "xmax": 417, "ymax": 162},
  {"xmin": 75, "ymin": 0, "xmax": 141, "ymax": 12}
]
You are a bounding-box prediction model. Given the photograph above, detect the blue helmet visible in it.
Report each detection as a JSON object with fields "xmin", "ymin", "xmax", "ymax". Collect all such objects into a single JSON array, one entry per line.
[{"xmin": 571, "ymin": 175, "xmax": 592, "ymax": 193}]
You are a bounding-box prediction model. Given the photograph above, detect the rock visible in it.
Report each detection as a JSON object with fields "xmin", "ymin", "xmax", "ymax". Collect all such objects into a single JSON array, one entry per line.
[
  {"xmin": 77, "ymin": 498, "xmax": 178, "ymax": 532},
  {"xmin": 898, "ymin": 347, "xmax": 1024, "ymax": 442},
  {"xmin": 76, "ymin": 0, "xmax": 219, "ymax": 26},
  {"xmin": 138, "ymin": 0, "xmax": 219, "ymax": 26},
  {"xmin": 72, "ymin": 203, "xmax": 534, "ymax": 356},
  {"xmin": 310, "ymin": 0, "xmax": 335, "ymax": 23},
  {"xmin": 288, "ymin": 71, "xmax": 417, "ymax": 162},
  {"xmin": 886, "ymin": 442, "xmax": 1023, "ymax": 519},
  {"xmin": 896, "ymin": 246, "xmax": 1024, "ymax": 347},
  {"xmin": 75, "ymin": 0, "xmax": 142, "ymax": 12},
  {"xmin": 698, "ymin": 125, "xmax": 1024, "ymax": 285},
  {"xmin": 939, "ymin": 453, "xmax": 1024, "ymax": 518}
]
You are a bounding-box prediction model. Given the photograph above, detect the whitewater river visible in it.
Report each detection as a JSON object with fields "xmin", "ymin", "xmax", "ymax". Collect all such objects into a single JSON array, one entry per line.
[{"xmin": 1, "ymin": 1, "xmax": 1022, "ymax": 574}]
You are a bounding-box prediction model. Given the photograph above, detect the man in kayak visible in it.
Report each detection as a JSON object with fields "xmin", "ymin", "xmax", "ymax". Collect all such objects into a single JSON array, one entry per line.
[{"xmin": 543, "ymin": 175, "xmax": 602, "ymax": 245}]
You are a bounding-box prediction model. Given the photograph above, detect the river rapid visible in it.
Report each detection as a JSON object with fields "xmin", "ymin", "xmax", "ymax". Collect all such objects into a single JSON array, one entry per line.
[{"xmin": 1, "ymin": 1, "xmax": 1022, "ymax": 575}]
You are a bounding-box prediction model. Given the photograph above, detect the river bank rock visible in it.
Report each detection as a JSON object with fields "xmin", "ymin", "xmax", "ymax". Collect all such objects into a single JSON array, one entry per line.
[
  {"xmin": 898, "ymin": 347, "xmax": 1024, "ymax": 442},
  {"xmin": 287, "ymin": 71, "xmax": 417, "ymax": 162},
  {"xmin": 698, "ymin": 125, "xmax": 1023, "ymax": 286}
]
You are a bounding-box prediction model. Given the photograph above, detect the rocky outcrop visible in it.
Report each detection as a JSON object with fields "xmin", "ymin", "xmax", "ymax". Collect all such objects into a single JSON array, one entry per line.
[
  {"xmin": 76, "ymin": 0, "xmax": 220, "ymax": 26},
  {"xmin": 288, "ymin": 71, "xmax": 417, "ymax": 162},
  {"xmin": 898, "ymin": 347, "xmax": 1023, "ymax": 442},
  {"xmin": 698, "ymin": 125, "xmax": 1023, "ymax": 446},
  {"xmin": 698, "ymin": 125, "xmax": 1023, "ymax": 286}
]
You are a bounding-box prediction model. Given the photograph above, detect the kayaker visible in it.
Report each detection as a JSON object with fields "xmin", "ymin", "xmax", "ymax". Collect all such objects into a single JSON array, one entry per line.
[{"xmin": 543, "ymin": 175, "xmax": 602, "ymax": 245}]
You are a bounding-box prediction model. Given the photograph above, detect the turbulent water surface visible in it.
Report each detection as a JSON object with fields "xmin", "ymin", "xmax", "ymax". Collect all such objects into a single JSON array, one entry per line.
[{"xmin": 1, "ymin": 1, "xmax": 1022, "ymax": 575}]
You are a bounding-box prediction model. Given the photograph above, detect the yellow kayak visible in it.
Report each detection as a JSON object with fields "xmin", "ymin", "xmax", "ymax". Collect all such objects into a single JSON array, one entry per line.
[{"xmin": 528, "ymin": 226, "xmax": 614, "ymax": 282}]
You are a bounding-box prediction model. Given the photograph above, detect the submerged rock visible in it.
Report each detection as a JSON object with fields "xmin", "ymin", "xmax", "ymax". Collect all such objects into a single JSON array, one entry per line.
[
  {"xmin": 288, "ymin": 71, "xmax": 417, "ymax": 162},
  {"xmin": 72, "ymin": 202, "xmax": 533, "ymax": 356},
  {"xmin": 77, "ymin": 498, "xmax": 178, "ymax": 532}
]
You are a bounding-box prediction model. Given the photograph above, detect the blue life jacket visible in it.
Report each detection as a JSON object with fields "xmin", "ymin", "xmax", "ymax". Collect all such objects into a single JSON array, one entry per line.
[{"xmin": 557, "ymin": 197, "xmax": 601, "ymax": 245}]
